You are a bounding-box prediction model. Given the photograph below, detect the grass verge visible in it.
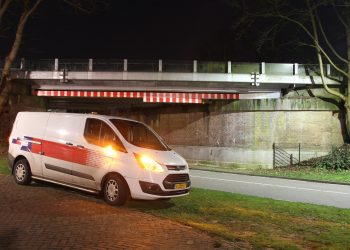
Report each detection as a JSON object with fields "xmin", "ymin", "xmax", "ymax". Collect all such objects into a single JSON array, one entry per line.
[
  {"xmin": 190, "ymin": 162, "xmax": 350, "ymax": 184},
  {"xmin": 0, "ymin": 155, "xmax": 10, "ymax": 175},
  {"xmin": 128, "ymin": 188, "xmax": 350, "ymax": 249}
]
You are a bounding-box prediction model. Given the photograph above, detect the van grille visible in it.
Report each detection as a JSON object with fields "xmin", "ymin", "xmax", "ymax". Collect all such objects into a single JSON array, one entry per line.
[
  {"xmin": 163, "ymin": 174, "xmax": 191, "ymax": 189},
  {"xmin": 164, "ymin": 174, "xmax": 189, "ymax": 183},
  {"xmin": 166, "ymin": 165, "xmax": 186, "ymax": 171}
]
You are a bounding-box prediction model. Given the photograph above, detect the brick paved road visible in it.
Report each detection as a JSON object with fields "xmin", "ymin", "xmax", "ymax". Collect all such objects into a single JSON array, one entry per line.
[{"xmin": 0, "ymin": 175, "xmax": 240, "ymax": 250}]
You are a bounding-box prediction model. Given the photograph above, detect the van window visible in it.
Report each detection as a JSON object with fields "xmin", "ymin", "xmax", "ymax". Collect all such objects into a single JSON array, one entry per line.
[
  {"xmin": 110, "ymin": 119, "xmax": 170, "ymax": 151},
  {"xmin": 84, "ymin": 118, "xmax": 126, "ymax": 152}
]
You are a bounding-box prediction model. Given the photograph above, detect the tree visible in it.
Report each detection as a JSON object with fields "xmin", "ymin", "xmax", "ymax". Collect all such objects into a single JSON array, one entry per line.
[
  {"xmin": 0, "ymin": 0, "xmax": 104, "ymax": 116},
  {"xmin": 0, "ymin": 0, "xmax": 43, "ymax": 116},
  {"xmin": 230, "ymin": 0, "xmax": 350, "ymax": 137}
]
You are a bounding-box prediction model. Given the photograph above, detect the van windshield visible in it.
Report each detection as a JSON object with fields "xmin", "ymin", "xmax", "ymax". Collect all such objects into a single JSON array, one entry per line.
[{"xmin": 110, "ymin": 119, "xmax": 170, "ymax": 151}]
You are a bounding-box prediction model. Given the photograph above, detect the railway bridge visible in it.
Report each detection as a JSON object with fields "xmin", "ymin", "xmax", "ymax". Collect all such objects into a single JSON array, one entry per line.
[
  {"xmin": 2, "ymin": 59, "xmax": 343, "ymax": 167},
  {"xmin": 7, "ymin": 58, "xmax": 340, "ymax": 106}
]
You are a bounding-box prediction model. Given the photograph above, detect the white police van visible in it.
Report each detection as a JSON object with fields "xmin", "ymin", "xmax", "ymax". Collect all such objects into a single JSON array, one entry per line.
[{"xmin": 8, "ymin": 112, "xmax": 190, "ymax": 205}]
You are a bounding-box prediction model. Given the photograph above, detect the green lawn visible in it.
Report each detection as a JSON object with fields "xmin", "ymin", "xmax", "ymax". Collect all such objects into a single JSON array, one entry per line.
[
  {"xmin": 249, "ymin": 167, "xmax": 350, "ymax": 184},
  {"xmin": 0, "ymin": 156, "xmax": 10, "ymax": 174},
  {"xmin": 129, "ymin": 188, "xmax": 350, "ymax": 249},
  {"xmin": 190, "ymin": 163, "xmax": 350, "ymax": 184}
]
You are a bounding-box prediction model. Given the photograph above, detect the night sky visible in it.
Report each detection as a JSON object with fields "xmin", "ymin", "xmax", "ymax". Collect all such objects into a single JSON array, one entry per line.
[
  {"xmin": 0, "ymin": 0, "xmax": 341, "ymax": 62},
  {"xmin": 20, "ymin": 0, "xmax": 238, "ymax": 60}
]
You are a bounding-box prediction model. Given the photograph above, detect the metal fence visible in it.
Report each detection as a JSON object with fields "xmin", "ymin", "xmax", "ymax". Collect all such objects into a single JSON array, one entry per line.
[
  {"xmin": 273, "ymin": 143, "xmax": 300, "ymax": 168},
  {"xmin": 272, "ymin": 143, "xmax": 340, "ymax": 168}
]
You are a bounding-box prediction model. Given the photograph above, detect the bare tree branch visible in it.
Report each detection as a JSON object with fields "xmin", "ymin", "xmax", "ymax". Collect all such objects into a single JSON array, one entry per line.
[
  {"xmin": 272, "ymin": 10, "xmax": 348, "ymax": 79},
  {"xmin": 333, "ymin": 0, "xmax": 350, "ymax": 31},
  {"xmin": 229, "ymin": 0, "xmax": 350, "ymax": 136},
  {"xmin": 0, "ymin": 0, "xmax": 44, "ymax": 93},
  {"xmin": 0, "ymin": 0, "xmax": 12, "ymax": 27},
  {"xmin": 315, "ymin": 8, "xmax": 349, "ymax": 64},
  {"xmin": 307, "ymin": 0, "xmax": 347, "ymax": 102},
  {"xmin": 63, "ymin": 0, "xmax": 98, "ymax": 14},
  {"xmin": 299, "ymin": 41, "xmax": 348, "ymax": 75},
  {"xmin": 23, "ymin": 0, "xmax": 43, "ymax": 20}
]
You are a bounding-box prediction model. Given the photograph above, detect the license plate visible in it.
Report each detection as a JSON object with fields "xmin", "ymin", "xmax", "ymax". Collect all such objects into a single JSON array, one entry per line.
[{"xmin": 174, "ymin": 183, "xmax": 187, "ymax": 189}]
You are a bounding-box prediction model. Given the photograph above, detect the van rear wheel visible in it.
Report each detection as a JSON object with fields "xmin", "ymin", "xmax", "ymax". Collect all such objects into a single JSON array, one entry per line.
[
  {"xmin": 13, "ymin": 159, "xmax": 32, "ymax": 185},
  {"xmin": 103, "ymin": 174, "xmax": 128, "ymax": 206}
]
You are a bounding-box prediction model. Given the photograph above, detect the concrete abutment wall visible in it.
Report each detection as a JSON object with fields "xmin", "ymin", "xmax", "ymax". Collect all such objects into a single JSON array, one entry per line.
[
  {"xmin": 2, "ymin": 83, "xmax": 345, "ymax": 168},
  {"xmin": 114, "ymin": 103, "xmax": 343, "ymax": 168}
]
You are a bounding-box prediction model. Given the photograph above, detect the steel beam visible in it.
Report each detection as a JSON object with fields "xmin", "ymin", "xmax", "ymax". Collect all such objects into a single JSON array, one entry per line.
[{"xmin": 11, "ymin": 71, "xmax": 340, "ymax": 86}]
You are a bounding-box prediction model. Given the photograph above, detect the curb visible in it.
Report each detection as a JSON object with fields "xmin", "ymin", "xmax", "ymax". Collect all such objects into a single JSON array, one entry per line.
[{"xmin": 190, "ymin": 167, "xmax": 350, "ymax": 186}]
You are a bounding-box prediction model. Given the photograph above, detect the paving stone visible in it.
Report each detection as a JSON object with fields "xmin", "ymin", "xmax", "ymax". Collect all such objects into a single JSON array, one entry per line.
[{"xmin": 0, "ymin": 175, "xmax": 239, "ymax": 249}]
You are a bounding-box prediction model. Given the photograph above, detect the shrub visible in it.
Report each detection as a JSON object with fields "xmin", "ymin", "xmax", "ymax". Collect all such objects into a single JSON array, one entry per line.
[{"xmin": 313, "ymin": 145, "xmax": 350, "ymax": 170}]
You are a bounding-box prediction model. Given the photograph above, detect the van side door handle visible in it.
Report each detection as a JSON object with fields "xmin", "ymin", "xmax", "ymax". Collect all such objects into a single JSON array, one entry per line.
[
  {"xmin": 76, "ymin": 145, "xmax": 84, "ymax": 149},
  {"xmin": 66, "ymin": 142, "xmax": 73, "ymax": 146}
]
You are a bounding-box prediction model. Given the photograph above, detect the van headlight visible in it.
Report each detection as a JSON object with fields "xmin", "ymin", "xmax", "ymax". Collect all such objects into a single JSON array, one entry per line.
[
  {"xmin": 134, "ymin": 153, "xmax": 164, "ymax": 173},
  {"xmin": 103, "ymin": 145, "xmax": 117, "ymax": 158}
]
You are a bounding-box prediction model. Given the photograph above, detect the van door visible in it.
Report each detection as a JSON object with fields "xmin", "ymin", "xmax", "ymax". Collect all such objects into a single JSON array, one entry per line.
[
  {"xmin": 12, "ymin": 112, "xmax": 50, "ymax": 177},
  {"xmin": 72, "ymin": 118, "xmax": 127, "ymax": 190},
  {"xmin": 41, "ymin": 114, "xmax": 83, "ymax": 183}
]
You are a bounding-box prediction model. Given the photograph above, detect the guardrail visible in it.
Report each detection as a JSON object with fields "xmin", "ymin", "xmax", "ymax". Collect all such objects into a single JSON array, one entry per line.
[{"xmin": 0, "ymin": 58, "xmax": 342, "ymax": 77}]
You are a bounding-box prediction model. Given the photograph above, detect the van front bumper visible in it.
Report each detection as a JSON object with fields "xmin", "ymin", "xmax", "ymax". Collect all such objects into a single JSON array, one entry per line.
[{"xmin": 139, "ymin": 181, "xmax": 190, "ymax": 196}]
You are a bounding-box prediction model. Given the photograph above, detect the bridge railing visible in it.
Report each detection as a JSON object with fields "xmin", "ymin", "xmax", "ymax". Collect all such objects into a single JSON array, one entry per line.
[
  {"xmin": 197, "ymin": 61, "xmax": 226, "ymax": 73},
  {"xmin": 93, "ymin": 59, "xmax": 124, "ymax": 71},
  {"xmin": 58, "ymin": 59, "xmax": 89, "ymax": 71},
  {"xmin": 128, "ymin": 60, "xmax": 159, "ymax": 72},
  {"xmin": 162, "ymin": 60, "xmax": 193, "ymax": 73},
  {"xmin": 0, "ymin": 58, "xmax": 343, "ymax": 77},
  {"xmin": 26, "ymin": 59, "xmax": 56, "ymax": 71}
]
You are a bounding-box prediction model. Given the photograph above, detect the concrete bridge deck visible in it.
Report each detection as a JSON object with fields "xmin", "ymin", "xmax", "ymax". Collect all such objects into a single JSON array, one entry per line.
[{"xmin": 4, "ymin": 59, "xmax": 342, "ymax": 103}]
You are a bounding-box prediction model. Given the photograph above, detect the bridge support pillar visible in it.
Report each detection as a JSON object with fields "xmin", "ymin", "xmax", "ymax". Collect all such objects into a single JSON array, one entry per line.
[
  {"xmin": 260, "ymin": 62, "xmax": 265, "ymax": 74},
  {"xmin": 159, "ymin": 60, "xmax": 162, "ymax": 72},
  {"xmin": 89, "ymin": 59, "xmax": 93, "ymax": 71},
  {"xmin": 227, "ymin": 61, "xmax": 231, "ymax": 73},
  {"xmin": 54, "ymin": 58, "xmax": 59, "ymax": 71},
  {"xmin": 20, "ymin": 58, "xmax": 25, "ymax": 70},
  {"xmin": 293, "ymin": 63, "xmax": 299, "ymax": 75},
  {"xmin": 124, "ymin": 59, "xmax": 128, "ymax": 72},
  {"xmin": 193, "ymin": 60, "xmax": 197, "ymax": 73},
  {"xmin": 326, "ymin": 64, "xmax": 331, "ymax": 76}
]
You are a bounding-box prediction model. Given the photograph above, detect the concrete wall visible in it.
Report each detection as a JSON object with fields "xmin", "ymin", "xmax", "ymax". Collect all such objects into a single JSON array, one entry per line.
[
  {"xmin": 171, "ymin": 111, "xmax": 342, "ymax": 167},
  {"xmin": 113, "ymin": 100, "xmax": 344, "ymax": 168}
]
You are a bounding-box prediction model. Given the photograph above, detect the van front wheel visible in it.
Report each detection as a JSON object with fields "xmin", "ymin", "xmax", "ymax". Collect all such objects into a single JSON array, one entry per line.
[
  {"xmin": 14, "ymin": 159, "xmax": 32, "ymax": 185},
  {"xmin": 103, "ymin": 174, "xmax": 128, "ymax": 206}
]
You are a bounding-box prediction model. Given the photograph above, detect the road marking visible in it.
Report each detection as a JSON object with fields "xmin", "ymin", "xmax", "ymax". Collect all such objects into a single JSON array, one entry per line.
[{"xmin": 191, "ymin": 175, "xmax": 350, "ymax": 195}]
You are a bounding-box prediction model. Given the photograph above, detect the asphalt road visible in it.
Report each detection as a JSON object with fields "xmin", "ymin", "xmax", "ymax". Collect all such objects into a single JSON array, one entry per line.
[{"xmin": 190, "ymin": 169, "xmax": 350, "ymax": 209}]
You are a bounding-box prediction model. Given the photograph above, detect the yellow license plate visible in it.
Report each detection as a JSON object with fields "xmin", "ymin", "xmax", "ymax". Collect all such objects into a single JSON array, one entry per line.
[{"xmin": 175, "ymin": 183, "xmax": 187, "ymax": 189}]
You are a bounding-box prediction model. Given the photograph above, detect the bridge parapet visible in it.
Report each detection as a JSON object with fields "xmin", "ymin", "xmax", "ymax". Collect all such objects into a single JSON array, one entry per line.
[{"xmin": 1, "ymin": 58, "xmax": 341, "ymax": 77}]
